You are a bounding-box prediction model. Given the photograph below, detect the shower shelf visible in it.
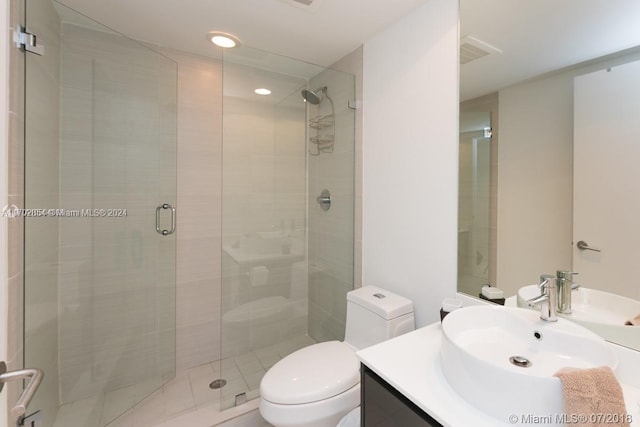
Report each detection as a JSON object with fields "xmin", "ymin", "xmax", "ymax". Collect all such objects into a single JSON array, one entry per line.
[
  {"xmin": 308, "ymin": 114, "xmax": 334, "ymax": 129},
  {"xmin": 309, "ymin": 135, "xmax": 335, "ymax": 144},
  {"xmin": 307, "ymin": 89, "xmax": 335, "ymax": 156}
]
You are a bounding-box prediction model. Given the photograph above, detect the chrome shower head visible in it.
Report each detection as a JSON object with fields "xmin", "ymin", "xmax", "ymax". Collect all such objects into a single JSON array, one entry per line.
[{"xmin": 301, "ymin": 86, "xmax": 327, "ymax": 105}]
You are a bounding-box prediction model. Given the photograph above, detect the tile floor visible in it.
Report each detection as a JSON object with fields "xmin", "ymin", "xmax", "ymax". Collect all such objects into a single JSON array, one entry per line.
[{"xmin": 53, "ymin": 334, "xmax": 316, "ymax": 427}]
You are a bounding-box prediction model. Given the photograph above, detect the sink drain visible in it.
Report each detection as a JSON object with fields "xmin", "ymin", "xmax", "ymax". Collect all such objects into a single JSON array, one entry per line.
[
  {"xmin": 209, "ymin": 379, "xmax": 227, "ymax": 389},
  {"xmin": 509, "ymin": 356, "xmax": 531, "ymax": 368}
]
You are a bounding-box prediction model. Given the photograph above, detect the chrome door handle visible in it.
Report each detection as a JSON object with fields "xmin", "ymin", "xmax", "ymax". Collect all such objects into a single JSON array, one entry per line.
[
  {"xmin": 576, "ymin": 240, "xmax": 601, "ymax": 252},
  {"xmin": 155, "ymin": 203, "xmax": 176, "ymax": 236},
  {"xmin": 0, "ymin": 361, "xmax": 44, "ymax": 418}
]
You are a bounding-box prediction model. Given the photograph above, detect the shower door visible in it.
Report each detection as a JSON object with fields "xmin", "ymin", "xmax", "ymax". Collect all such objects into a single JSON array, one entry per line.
[{"xmin": 23, "ymin": 1, "xmax": 177, "ymax": 425}]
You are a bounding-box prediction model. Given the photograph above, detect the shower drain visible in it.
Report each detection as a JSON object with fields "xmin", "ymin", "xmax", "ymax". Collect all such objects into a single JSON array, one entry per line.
[{"xmin": 209, "ymin": 379, "xmax": 227, "ymax": 389}]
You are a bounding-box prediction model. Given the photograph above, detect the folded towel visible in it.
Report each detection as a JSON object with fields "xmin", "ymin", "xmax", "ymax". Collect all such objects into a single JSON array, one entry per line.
[
  {"xmin": 624, "ymin": 314, "xmax": 640, "ymax": 326},
  {"xmin": 554, "ymin": 366, "xmax": 629, "ymax": 427}
]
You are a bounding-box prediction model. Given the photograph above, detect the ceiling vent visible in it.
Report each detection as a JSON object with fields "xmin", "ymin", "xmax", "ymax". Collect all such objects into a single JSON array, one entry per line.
[
  {"xmin": 279, "ymin": 0, "xmax": 324, "ymax": 12},
  {"xmin": 460, "ymin": 35, "xmax": 502, "ymax": 65}
]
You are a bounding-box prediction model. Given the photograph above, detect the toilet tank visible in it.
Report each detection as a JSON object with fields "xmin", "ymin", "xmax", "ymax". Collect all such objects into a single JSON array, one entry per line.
[{"xmin": 344, "ymin": 286, "xmax": 415, "ymax": 350}]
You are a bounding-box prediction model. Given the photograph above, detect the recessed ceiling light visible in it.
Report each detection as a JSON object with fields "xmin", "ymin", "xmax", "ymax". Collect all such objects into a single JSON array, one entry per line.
[
  {"xmin": 206, "ymin": 31, "xmax": 241, "ymax": 49},
  {"xmin": 254, "ymin": 88, "xmax": 272, "ymax": 96}
]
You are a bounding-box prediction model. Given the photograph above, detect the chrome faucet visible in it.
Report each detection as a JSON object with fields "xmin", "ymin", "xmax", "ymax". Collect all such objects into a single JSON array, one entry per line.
[
  {"xmin": 526, "ymin": 275, "xmax": 558, "ymax": 322},
  {"xmin": 556, "ymin": 270, "xmax": 579, "ymax": 314}
]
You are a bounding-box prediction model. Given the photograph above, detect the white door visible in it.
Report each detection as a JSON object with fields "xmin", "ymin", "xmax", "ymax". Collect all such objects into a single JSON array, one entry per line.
[{"xmin": 573, "ymin": 59, "xmax": 640, "ymax": 300}]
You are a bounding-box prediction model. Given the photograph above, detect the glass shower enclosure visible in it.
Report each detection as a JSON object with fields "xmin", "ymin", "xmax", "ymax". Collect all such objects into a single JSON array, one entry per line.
[
  {"xmin": 20, "ymin": 0, "xmax": 355, "ymax": 423},
  {"xmin": 219, "ymin": 47, "xmax": 356, "ymax": 409}
]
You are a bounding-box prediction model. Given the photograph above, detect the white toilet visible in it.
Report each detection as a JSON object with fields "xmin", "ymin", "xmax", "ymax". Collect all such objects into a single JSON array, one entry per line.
[{"xmin": 259, "ymin": 285, "xmax": 415, "ymax": 427}]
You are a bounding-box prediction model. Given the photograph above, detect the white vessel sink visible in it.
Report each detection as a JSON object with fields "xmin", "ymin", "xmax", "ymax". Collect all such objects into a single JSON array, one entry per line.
[
  {"xmin": 441, "ymin": 306, "xmax": 617, "ymax": 425},
  {"xmin": 518, "ymin": 285, "xmax": 640, "ymax": 350}
]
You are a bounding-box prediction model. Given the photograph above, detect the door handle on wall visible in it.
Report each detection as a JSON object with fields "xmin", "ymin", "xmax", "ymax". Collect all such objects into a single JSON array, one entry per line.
[
  {"xmin": 0, "ymin": 361, "xmax": 44, "ymax": 419},
  {"xmin": 155, "ymin": 203, "xmax": 176, "ymax": 236},
  {"xmin": 576, "ymin": 240, "xmax": 601, "ymax": 252}
]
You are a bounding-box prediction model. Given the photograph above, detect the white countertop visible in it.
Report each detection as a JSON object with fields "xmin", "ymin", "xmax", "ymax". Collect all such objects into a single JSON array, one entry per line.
[{"xmin": 357, "ymin": 322, "xmax": 640, "ymax": 427}]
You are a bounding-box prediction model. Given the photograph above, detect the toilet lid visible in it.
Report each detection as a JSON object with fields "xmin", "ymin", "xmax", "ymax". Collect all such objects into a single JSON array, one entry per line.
[{"xmin": 260, "ymin": 340, "xmax": 359, "ymax": 404}]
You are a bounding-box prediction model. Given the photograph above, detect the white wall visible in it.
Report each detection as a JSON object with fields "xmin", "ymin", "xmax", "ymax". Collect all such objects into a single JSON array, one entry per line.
[{"xmin": 362, "ymin": 0, "xmax": 459, "ymax": 327}]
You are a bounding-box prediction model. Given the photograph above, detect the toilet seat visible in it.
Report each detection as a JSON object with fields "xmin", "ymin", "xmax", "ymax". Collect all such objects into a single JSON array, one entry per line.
[{"xmin": 260, "ymin": 340, "xmax": 359, "ymax": 405}]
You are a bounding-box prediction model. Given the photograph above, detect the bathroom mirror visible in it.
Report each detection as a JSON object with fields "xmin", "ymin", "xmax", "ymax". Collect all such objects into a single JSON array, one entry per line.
[{"xmin": 458, "ymin": 0, "xmax": 640, "ymax": 350}]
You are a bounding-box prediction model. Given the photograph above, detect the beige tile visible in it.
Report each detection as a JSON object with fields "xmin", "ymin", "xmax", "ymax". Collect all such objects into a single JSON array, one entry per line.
[
  {"xmin": 101, "ymin": 386, "xmax": 136, "ymax": 426},
  {"xmin": 132, "ymin": 389, "xmax": 166, "ymax": 427},
  {"xmin": 176, "ymin": 320, "xmax": 220, "ymax": 371},
  {"xmin": 53, "ymin": 402, "xmax": 76, "ymax": 427},
  {"xmin": 187, "ymin": 363, "xmax": 218, "ymax": 409},
  {"xmin": 242, "ymin": 370, "xmax": 265, "ymax": 391},
  {"xmin": 163, "ymin": 376, "xmax": 195, "ymax": 418},
  {"xmin": 176, "ymin": 279, "xmax": 219, "ymax": 328},
  {"xmin": 104, "ymin": 412, "xmax": 135, "ymax": 427}
]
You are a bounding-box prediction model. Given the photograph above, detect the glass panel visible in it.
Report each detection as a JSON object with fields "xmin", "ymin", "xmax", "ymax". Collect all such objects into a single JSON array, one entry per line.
[
  {"xmin": 220, "ymin": 46, "xmax": 355, "ymax": 410},
  {"xmin": 23, "ymin": 1, "xmax": 177, "ymax": 425},
  {"xmin": 458, "ymin": 112, "xmax": 491, "ymax": 295},
  {"xmin": 307, "ymin": 67, "xmax": 356, "ymax": 344}
]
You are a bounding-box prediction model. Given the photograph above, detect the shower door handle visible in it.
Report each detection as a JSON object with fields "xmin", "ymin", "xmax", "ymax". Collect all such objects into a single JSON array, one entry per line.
[
  {"xmin": 0, "ymin": 361, "xmax": 44, "ymax": 419},
  {"xmin": 155, "ymin": 203, "xmax": 176, "ymax": 236}
]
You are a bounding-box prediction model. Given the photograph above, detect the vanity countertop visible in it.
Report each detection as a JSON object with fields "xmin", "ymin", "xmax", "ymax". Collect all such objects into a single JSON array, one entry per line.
[{"xmin": 357, "ymin": 322, "xmax": 640, "ymax": 427}]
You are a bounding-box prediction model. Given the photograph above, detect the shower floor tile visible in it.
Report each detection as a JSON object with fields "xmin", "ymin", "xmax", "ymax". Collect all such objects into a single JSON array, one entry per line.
[{"xmin": 53, "ymin": 333, "xmax": 314, "ymax": 426}]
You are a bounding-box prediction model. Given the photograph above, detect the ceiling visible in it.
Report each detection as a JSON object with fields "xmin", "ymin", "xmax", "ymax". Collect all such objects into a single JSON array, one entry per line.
[
  {"xmin": 56, "ymin": 0, "xmax": 427, "ymax": 67},
  {"xmin": 54, "ymin": 0, "xmax": 640, "ymax": 102},
  {"xmin": 461, "ymin": 0, "xmax": 640, "ymax": 101}
]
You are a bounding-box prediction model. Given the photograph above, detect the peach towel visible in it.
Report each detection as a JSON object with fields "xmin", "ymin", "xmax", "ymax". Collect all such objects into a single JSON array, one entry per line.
[
  {"xmin": 554, "ymin": 366, "xmax": 629, "ymax": 427},
  {"xmin": 625, "ymin": 314, "xmax": 640, "ymax": 326}
]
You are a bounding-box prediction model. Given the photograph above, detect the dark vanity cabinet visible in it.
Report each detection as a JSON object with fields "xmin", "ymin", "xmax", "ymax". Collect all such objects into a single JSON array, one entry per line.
[{"xmin": 361, "ymin": 364, "xmax": 443, "ymax": 427}]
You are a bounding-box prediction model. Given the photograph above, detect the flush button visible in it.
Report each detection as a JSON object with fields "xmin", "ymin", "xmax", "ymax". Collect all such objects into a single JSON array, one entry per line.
[{"xmin": 373, "ymin": 293, "xmax": 386, "ymax": 299}]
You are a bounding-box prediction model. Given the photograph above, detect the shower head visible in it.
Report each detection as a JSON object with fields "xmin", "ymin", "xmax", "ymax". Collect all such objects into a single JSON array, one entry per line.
[{"xmin": 301, "ymin": 86, "xmax": 327, "ymax": 105}]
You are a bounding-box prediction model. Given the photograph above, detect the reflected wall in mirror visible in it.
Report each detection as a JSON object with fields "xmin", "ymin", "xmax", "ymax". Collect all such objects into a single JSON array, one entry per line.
[{"xmin": 458, "ymin": 0, "xmax": 640, "ymax": 350}]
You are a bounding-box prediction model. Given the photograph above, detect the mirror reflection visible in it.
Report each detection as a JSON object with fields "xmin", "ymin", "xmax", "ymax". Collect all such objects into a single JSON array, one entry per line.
[{"xmin": 458, "ymin": 0, "xmax": 640, "ymax": 350}]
